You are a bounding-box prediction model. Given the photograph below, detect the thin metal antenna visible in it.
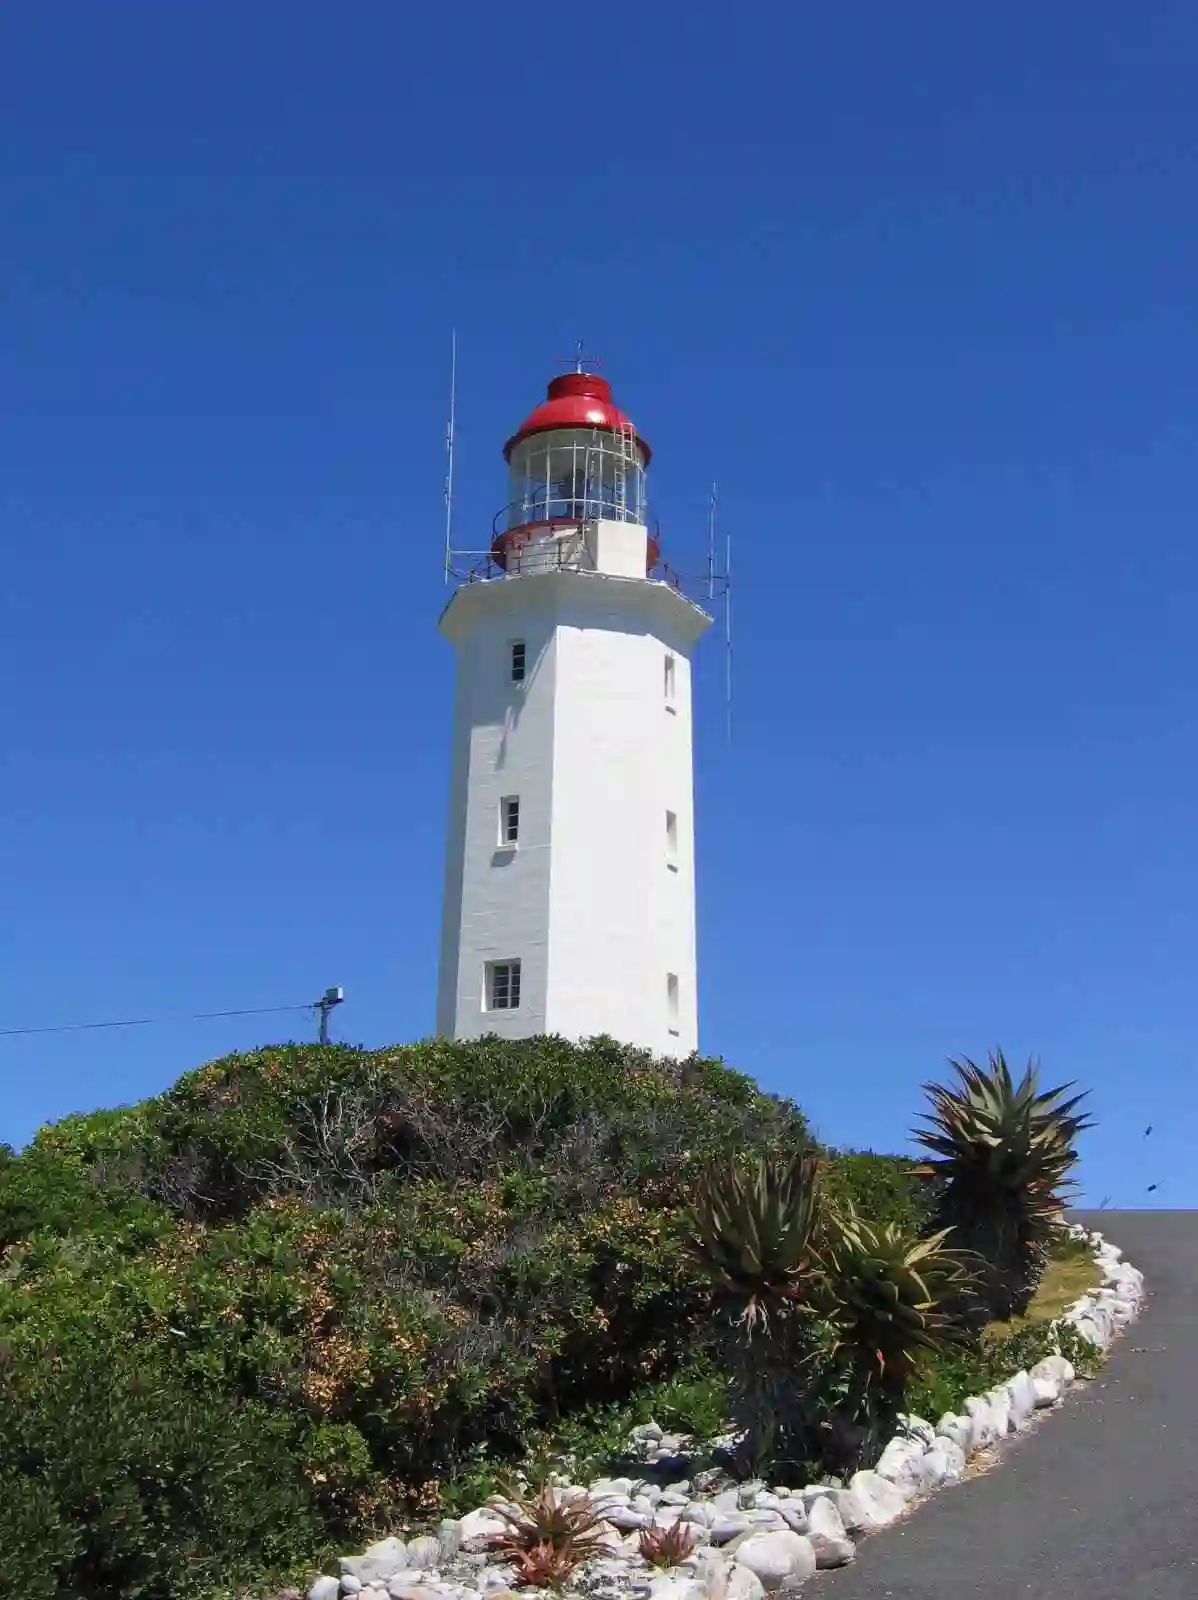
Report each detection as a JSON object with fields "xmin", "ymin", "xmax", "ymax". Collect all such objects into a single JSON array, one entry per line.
[
  {"xmin": 443, "ymin": 329, "xmax": 457, "ymax": 585},
  {"xmin": 725, "ymin": 531, "xmax": 733, "ymax": 743},
  {"xmin": 556, "ymin": 339, "xmax": 602, "ymax": 373},
  {"xmin": 707, "ymin": 481, "xmax": 717, "ymax": 602}
]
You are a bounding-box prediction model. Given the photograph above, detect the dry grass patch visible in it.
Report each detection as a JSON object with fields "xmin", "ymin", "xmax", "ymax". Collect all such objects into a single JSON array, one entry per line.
[{"xmin": 982, "ymin": 1241, "xmax": 1100, "ymax": 1343}]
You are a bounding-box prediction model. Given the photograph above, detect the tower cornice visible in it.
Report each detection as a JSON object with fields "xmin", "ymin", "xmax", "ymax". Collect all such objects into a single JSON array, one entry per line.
[{"xmin": 439, "ymin": 568, "xmax": 712, "ymax": 650}]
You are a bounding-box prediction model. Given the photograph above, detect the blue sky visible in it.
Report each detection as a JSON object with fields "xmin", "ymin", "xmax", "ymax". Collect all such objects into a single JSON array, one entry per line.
[{"xmin": 3, "ymin": 3, "xmax": 1194, "ymax": 1206}]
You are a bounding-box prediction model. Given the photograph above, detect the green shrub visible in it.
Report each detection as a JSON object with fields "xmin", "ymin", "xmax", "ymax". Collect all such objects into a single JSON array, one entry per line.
[
  {"xmin": 3, "ymin": 1031, "xmax": 1087, "ymax": 1596},
  {"xmin": 821, "ymin": 1151, "xmax": 938, "ymax": 1236},
  {"xmin": 0, "ymin": 1035, "xmax": 809, "ymax": 1595},
  {"xmin": 687, "ymin": 1154, "xmax": 976, "ymax": 1476},
  {"xmin": 905, "ymin": 1318, "xmax": 1103, "ymax": 1422},
  {"xmin": 0, "ymin": 1326, "xmax": 347, "ymax": 1599}
]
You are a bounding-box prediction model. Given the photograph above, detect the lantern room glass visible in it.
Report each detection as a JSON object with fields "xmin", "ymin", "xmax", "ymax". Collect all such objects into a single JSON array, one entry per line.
[{"xmin": 506, "ymin": 428, "xmax": 646, "ymax": 533}]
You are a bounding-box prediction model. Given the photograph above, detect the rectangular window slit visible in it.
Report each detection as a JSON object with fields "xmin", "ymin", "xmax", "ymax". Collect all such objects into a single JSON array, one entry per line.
[
  {"xmin": 499, "ymin": 796, "xmax": 520, "ymax": 847},
  {"xmin": 510, "ymin": 640, "xmax": 527, "ymax": 683},
  {"xmin": 665, "ymin": 810, "xmax": 678, "ymax": 868},
  {"xmin": 486, "ymin": 960, "xmax": 522, "ymax": 1011},
  {"xmin": 664, "ymin": 653, "xmax": 676, "ymax": 702}
]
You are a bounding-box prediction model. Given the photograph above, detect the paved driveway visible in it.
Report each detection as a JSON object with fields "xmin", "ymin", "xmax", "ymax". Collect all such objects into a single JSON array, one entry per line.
[{"xmin": 819, "ymin": 1211, "xmax": 1198, "ymax": 1599}]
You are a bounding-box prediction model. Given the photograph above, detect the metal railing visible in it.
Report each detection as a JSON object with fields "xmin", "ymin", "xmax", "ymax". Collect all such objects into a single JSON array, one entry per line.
[
  {"xmin": 494, "ymin": 494, "xmax": 646, "ymax": 537},
  {"xmin": 447, "ymin": 514, "xmax": 688, "ymax": 593}
]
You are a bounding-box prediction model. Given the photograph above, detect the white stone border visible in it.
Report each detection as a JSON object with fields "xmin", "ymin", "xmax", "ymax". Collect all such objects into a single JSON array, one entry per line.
[
  {"xmin": 310, "ymin": 1229, "xmax": 1145, "ymax": 1599},
  {"xmin": 839, "ymin": 1224, "xmax": 1146, "ymax": 1534}
]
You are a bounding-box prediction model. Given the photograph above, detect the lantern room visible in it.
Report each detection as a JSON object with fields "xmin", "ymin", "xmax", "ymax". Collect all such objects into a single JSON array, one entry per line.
[{"xmin": 492, "ymin": 371, "xmax": 656, "ymax": 573}]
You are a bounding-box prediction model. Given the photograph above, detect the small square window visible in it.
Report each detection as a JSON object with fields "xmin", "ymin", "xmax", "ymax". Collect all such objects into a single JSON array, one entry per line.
[
  {"xmin": 664, "ymin": 653, "xmax": 676, "ymax": 703},
  {"xmin": 665, "ymin": 810, "xmax": 678, "ymax": 867},
  {"xmin": 499, "ymin": 796, "xmax": 520, "ymax": 847},
  {"xmin": 486, "ymin": 959, "xmax": 522, "ymax": 1011},
  {"xmin": 510, "ymin": 640, "xmax": 527, "ymax": 683}
]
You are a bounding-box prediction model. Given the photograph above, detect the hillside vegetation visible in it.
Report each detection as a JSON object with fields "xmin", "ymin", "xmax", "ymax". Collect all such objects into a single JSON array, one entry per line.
[{"xmin": 0, "ymin": 1036, "xmax": 1089, "ymax": 1600}]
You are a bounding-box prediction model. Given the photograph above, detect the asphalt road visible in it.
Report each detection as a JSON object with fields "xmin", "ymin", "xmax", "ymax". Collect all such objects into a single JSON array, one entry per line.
[{"xmin": 819, "ymin": 1211, "xmax": 1198, "ymax": 1600}]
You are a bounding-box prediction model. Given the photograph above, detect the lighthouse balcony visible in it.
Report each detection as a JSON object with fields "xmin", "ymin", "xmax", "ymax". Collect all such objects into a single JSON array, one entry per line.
[{"xmin": 461, "ymin": 501, "xmax": 670, "ymax": 585}]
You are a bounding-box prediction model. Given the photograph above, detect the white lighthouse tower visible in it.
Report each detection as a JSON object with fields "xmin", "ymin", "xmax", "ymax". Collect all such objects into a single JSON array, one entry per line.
[{"xmin": 436, "ymin": 366, "xmax": 712, "ymax": 1056}]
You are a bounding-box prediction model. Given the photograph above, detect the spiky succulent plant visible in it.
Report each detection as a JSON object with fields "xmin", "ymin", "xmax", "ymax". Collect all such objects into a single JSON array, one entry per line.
[
  {"xmin": 638, "ymin": 1521, "xmax": 700, "ymax": 1568},
  {"xmin": 913, "ymin": 1050, "xmax": 1093, "ymax": 1317},
  {"xmin": 814, "ymin": 1210, "xmax": 976, "ymax": 1405},
  {"xmin": 688, "ymin": 1151, "xmax": 821, "ymax": 1334},
  {"xmin": 486, "ymin": 1480, "xmax": 611, "ymax": 1577}
]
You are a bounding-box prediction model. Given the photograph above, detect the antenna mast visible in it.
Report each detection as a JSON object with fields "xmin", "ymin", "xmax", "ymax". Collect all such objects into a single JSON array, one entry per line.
[
  {"xmin": 707, "ymin": 481, "xmax": 717, "ymax": 602},
  {"xmin": 443, "ymin": 329, "xmax": 457, "ymax": 584},
  {"xmin": 314, "ymin": 985, "xmax": 344, "ymax": 1045},
  {"xmin": 725, "ymin": 532, "xmax": 733, "ymax": 743}
]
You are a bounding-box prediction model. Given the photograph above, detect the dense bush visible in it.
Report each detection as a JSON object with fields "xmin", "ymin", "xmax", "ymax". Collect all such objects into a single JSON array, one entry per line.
[
  {"xmin": 0, "ymin": 1035, "xmax": 813, "ymax": 1594},
  {"xmin": 0, "ymin": 1034, "xmax": 1091, "ymax": 1597},
  {"xmin": 0, "ymin": 1325, "xmax": 346, "ymax": 1599},
  {"xmin": 903, "ymin": 1316, "xmax": 1102, "ymax": 1422},
  {"xmin": 820, "ymin": 1150, "xmax": 940, "ymax": 1237}
]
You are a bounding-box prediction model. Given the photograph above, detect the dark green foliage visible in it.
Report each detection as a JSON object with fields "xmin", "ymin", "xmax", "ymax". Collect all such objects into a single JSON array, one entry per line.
[
  {"xmin": 816, "ymin": 1217, "xmax": 975, "ymax": 1393},
  {"xmin": 0, "ymin": 1035, "xmax": 808, "ymax": 1596},
  {"xmin": 812, "ymin": 1214, "xmax": 976, "ymax": 1454},
  {"xmin": 687, "ymin": 1154, "xmax": 977, "ymax": 1475},
  {"xmin": 904, "ymin": 1318, "xmax": 1103, "ymax": 1423},
  {"xmin": 914, "ymin": 1051, "xmax": 1093, "ymax": 1318},
  {"xmin": 690, "ymin": 1152, "xmax": 820, "ymax": 1332},
  {"xmin": 0, "ymin": 1031, "xmax": 1100, "ymax": 1595},
  {"xmin": 820, "ymin": 1151, "xmax": 939, "ymax": 1237},
  {"xmin": 0, "ymin": 1326, "xmax": 348, "ymax": 1599}
]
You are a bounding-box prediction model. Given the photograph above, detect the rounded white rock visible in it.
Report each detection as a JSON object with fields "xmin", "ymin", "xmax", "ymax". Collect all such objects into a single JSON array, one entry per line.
[
  {"xmin": 710, "ymin": 1515, "xmax": 753, "ymax": 1544},
  {"xmin": 843, "ymin": 1472, "xmax": 907, "ymax": 1531},
  {"xmin": 725, "ymin": 1565, "xmax": 767, "ymax": 1600},
  {"xmin": 935, "ymin": 1413, "xmax": 973, "ymax": 1453},
  {"xmin": 1005, "ymin": 1371, "xmax": 1037, "ymax": 1427},
  {"xmin": 805, "ymin": 1496, "xmax": 855, "ymax": 1568},
  {"xmin": 895, "ymin": 1414, "xmax": 937, "ymax": 1447},
  {"xmin": 1030, "ymin": 1353, "xmax": 1074, "ymax": 1388},
  {"xmin": 727, "ymin": 1530, "xmax": 816, "ymax": 1590},
  {"xmin": 456, "ymin": 1511, "xmax": 508, "ymax": 1550},
  {"xmin": 963, "ymin": 1396, "xmax": 1000, "ymax": 1451},
  {"xmin": 873, "ymin": 1436, "xmax": 926, "ymax": 1500}
]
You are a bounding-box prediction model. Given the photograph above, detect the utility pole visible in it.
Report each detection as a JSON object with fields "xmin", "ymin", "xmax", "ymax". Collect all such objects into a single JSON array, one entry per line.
[{"xmin": 314, "ymin": 985, "xmax": 344, "ymax": 1045}]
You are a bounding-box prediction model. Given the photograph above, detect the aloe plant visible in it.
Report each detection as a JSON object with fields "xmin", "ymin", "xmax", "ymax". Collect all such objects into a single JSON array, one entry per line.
[
  {"xmin": 638, "ymin": 1521, "xmax": 700, "ymax": 1568},
  {"xmin": 486, "ymin": 1480, "xmax": 610, "ymax": 1572},
  {"xmin": 688, "ymin": 1151, "xmax": 821, "ymax": 1334},
  {"xmin": 914, "ymin": 1051, "xmax": 1093, "ymax": 1317},
  {"xmin": 815, "ymin": 1210, "xmax": 976, "ymax": 1406}
]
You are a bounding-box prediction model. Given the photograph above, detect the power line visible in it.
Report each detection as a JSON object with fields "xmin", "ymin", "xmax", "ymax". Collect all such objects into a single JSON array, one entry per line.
[{"xmin": 0, "ymin": 1001, "xmax": 319, "ymax": 1040}]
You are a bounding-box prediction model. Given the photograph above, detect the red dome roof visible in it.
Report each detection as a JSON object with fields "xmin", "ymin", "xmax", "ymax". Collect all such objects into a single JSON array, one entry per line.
[{"xmin": 503, "ymin": 372, "xmax": 652, "ymax": 463}]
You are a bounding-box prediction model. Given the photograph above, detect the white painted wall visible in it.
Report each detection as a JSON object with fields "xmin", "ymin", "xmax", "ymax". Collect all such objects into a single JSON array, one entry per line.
[
  {"xmin": 437, "ymin": 556, "xmax": 710, "ymax": 1056},
  {"xmin": 435, "ymin": 598, "xmax": 557, "ymax": 1039},
  {"xmin": 587, "ymin": 517, "xmax": 650, "ymax": 579}
]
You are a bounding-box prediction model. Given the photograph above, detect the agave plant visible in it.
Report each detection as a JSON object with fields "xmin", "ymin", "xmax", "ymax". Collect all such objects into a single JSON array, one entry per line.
[
  {"xmin": 688, "ymin": 1151, "xmax": 821, "ymax": 1335},
  {"xmin": 913, "ymin": 1051, "xmax": 1093, "ymax": 1318},
  {"xmin": 814, "ymin": 1210, "xmax": 976, "ymax": 1434},
  {"xmin": 486, "ymin": 1480, "xmax": 611, "ymax": 1578}
]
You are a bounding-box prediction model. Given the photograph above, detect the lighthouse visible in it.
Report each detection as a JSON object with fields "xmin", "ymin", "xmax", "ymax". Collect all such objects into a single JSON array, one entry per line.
[{"xmin": 436, "ymin": 366, "xmax": 712, "ymax": 1056}]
